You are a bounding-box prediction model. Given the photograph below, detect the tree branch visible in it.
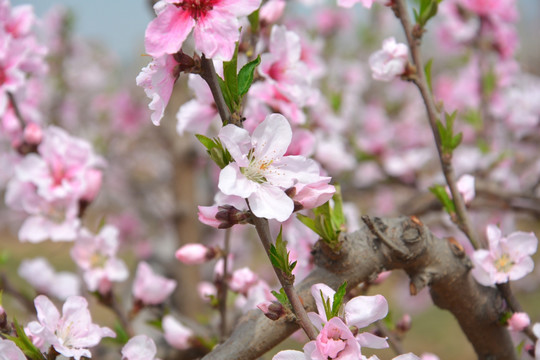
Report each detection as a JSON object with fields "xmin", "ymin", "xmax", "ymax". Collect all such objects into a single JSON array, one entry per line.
[
  {"xmin": 393, "ymin": 0, "xmax": 480, "ymax": 249},
  {"xmin": 202, "ymin": 216, "xmax": 516, "ymax": 360}
]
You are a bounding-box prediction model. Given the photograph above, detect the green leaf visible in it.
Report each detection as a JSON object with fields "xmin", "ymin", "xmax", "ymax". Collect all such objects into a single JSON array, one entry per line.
[
  {"xmin": 271, "ymin": 288, "xmax": 289, "ymax": 306},
  {"xmin": 437, "ymin": 111, "xmax": 462, "ymax": 155},
  {"xmin": 482, "ymin": 68, "xmax": 497, "ymax": 98},
  {"xmin": 248, "ymin": 9, "xmax": 260, "ymax": 34},
  {"xmin": 331, "ymin": 282, "xmax": 347, "ymax": 318},
  {"xmin": 297, "ymin": 214, "xmax": 319, "ymax": 236},
  {"xmin": 238, "ymin": 55, "xmax": 261, "ymax": 96},
  {"xmin": 429, "ymin": 184, "xmax": 456, "ymax": 214},
  {"xmin": 320, "ymin": 290, "xmax": 332, "ymax": 320},
  {"xmin": 195, "ymin": 134, "xmax": 215, "ymax": 150},
  {"xmin": 217, "ymin": 76, "xmax": 234, "ymax": 113},
  {"xmin": 424, "ymin": 59, "xmax": 433, "ymax": 93},
  {"xmin": 195, "ymin": 135, "xmax": 232, "ymax": 169},
  {"xmin": 331, "ymin": 184, "xmax": 345, "ymax": 231},
  {"xmin": 4, "ymin": 318, "xmax": 46, "ymax": 360},
  {"xmin": 222, "ymin": 44, "xmax": 239, "ymax": 103},
  {"xmin": 110, "ymin": 321, "xmax": 130, "ymax": 345}
]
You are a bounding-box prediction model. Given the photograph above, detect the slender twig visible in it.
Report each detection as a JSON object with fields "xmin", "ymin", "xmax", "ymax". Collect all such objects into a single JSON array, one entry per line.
[
  {"xmin": 199, "ymin": 56, "xmax": 231, "ymax": 125},
  {"xmin": 375, "ymin": 320, "xmax": 406, "ymax": 355},
  {"xmin": 249, "ymin": 211, "xmax": 318, "ymax": 341},
  {"xmin": 393, "ymin": 0, "xmax": 479, "ymax": 249},
  {"xmin": 497, "ymin": 283, "xmax": 538, "ymax": 343},
  {"xmin": 7, "ymin": 92, "xmax": 26, "ymax": 129},
  {"xmin": 218, "ymin": 229, "xmax": 231, "ymax": 342},
  {"xmin": 0, "ymin": 273, "xmax": 35, "ymax": 312}
]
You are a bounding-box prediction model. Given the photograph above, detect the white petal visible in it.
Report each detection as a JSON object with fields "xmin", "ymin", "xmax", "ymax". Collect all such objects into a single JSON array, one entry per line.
[
  {"xmin": 219, "ymin": 164, "xmax": 256, "ymax": 198},
  {"xmin": 344, "ymin": 294, "xmax": 388, "ymax": 328},
  {"xmin": 252, "ymin": 114, "xmax": 291, "ymax": 162},
  {"xmin": 356, "ymin": 332, "xmax": 389, "ymax": 349},
  {"xmin": 219, "ymin": 125, "xmax": 251, "ymax": 166},
  {"xmin": 248, "ymin": 184, "xmax": 293, "ymax": 221}
]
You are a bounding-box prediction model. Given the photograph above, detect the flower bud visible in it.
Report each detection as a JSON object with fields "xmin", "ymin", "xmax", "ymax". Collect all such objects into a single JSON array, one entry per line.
[
  {"xmin": 175, "ymin": 244, "xmax": 215, "ymax": 264},
  {"xmin": 397, "ymin": 313, "xmax": 412, "ymax": 333},
  {"xmin": 81, "ymin": 168, "xmax": 103, "ymax": 202},
  {"xmin": 23, "ymin": 122, "xmax": 43, "ymax": 145},
  {"xmin": 257, "ymin": 301, "xmax": 285, "ymax": 321},
  {"xmin": 507, "ymin": 312, "xmax": 530, "ymax": 332}
]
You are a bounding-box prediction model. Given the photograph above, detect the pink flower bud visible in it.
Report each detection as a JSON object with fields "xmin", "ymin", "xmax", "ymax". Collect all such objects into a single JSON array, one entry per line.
[
  {"xmin": 229, "ymin": 267, "xmax": 258, "ymax": 294},
  {"xmin": 175, "ymin": 244, "xmax": 212, "ymax": 265},
  {"xmin": 507, "ymin": 312, "xmax": 530, "ymax": 332},
  {"xmin": 81, "ymin": 168, "xmax": 103, "ymax": 202},
  {"xmin": 197, "ymin": 281, "xmax": 217, "ymax": 301},
  {"xmin": 397, "ymin": 313, "xmax": 412, "ymax": 332},
  {"xmin": 257, "ymin": 301, "xmax": 285, "ymax": 321},
  {"xmin": 23, "ymin": 123, "xmax": 43, "ymax": 145}
]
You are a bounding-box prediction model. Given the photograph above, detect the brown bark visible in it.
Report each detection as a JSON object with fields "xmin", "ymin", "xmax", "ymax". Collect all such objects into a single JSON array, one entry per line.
[{"xmin": 201, "ymin": 216, "xmax": 516, "ymax": 360}]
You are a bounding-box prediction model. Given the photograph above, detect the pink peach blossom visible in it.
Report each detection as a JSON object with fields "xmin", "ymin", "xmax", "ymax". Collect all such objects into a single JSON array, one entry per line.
[
  {"xmin": 175, "ymin": 243, "xmax": 213, "ymax": 264},
  {"xmin": 144, "ymin": 0, "xmax": 261, "ymax": 61},
  {"xmin": 121, "ymin": 335, "xmax": 159, "ymax": 360},
  {"xmin": 472, "ymin": 225, "xmax": 538, "ymax": 286},
  {"xmin": 162, "ymin": 315, "xmax": 194, "ymax": 350},
  {"xmin": 369, "ymin": 37, "xmax": 409, "ymax": 82},
  {"xmin": 136, "ymin": 54, "xmax": 180, "ymax": 126},
  {"xmin": 133, "ymin": 261, "xmax": 177, "ymax": 305},
  {"xmin": 26, "ymin": 295, "xmax": 115, "ymax": 360}
]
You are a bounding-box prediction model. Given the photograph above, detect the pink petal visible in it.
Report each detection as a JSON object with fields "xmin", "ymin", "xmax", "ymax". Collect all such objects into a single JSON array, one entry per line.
[
  {"xmin": 219, "ymin": 125, "xmax": 251, "ymax": 166},
  {"xmin": 251, "ymin": 113, "xmax": 292, "ymax": 162},
  {"xmin": 310, "ymin": 283, "xmax": 335, "ymax": 321},
  {"xmin": 344, "ymin": 294, "xmax": 388, "ymax": 328},
  {"xmin": 218, "ymin": 0, "xmax": 262, "ymax": 17},
  {"xmin": 248, "ymin": 184, "xmax": 294, "ymax": 221},
  {"xmin": 193, "ymin": 8, "xmax": 240, "ymax": 61},
  {"xmin": 145, "ymin": 6, "xmax": 195, "ymax": 58},
  {"xmin": 356, "ymin": 332, "xmax": 389, "ymax": 349},
  {"xmin": 176, "ymin": 99, "xmax": 218, "ymax": 135},
  {"xmin": 505, "ymin": 231, "xmax": 538, "ymax": 258},
  {"xmin": 218, "ymin": 164, "xmax": 256, "ymax": 198},
  {"xmin": 34, "ymin": 295, "xmax": 60, "ymax": 330},
  {"xmin": 272, "ymin": 350, "xmax": 307, "ymax": 360}
]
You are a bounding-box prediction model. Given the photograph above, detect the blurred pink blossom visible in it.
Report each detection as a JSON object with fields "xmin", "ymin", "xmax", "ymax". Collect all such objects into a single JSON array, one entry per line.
[
  {"xmin": 369, "ymin": 37, "xmax": 409, "ymax": 81},
  {"xmin": 71, "ymin": 225, "xmax": 129, "ymax": 294},
  {"xmin": 176, "ymin": 243, "xmax": 213, "ymax": 264},
  {"xmin": 133, "ymin": 261, "xmax": 177, "ymax": 305},
  {"xmin": 176, "ymin": 74, "xmax": 218, "ymax": 135},
  {"xmin": 121, "ymin": 335, "xmax": 159, "ymax": 360},
  {"xmin": 163, "ymin": 315, "xmax": 194, "ymax": 350},
  {"xmin": 18, "ymin": 257, "xmax": 80, "ymax": 300},
  {"xmin": 507, "ymin": 312, "xmax": 530, "ymax": 332},
  {"xmin": 229, "ymin": 267, "xmax": 259, "ymax": 295},
  {"xmin": 0, "ymin": 338, "xmax": 26, "ymax": 360}
]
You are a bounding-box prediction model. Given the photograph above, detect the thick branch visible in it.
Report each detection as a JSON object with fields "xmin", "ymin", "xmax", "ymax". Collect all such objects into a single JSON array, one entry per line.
[{"xmin": 202, "ymin": 216, "xmax": 516, "ymax": 360}]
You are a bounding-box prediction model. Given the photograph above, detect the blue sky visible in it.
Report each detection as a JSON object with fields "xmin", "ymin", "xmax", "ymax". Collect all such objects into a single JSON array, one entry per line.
[{"xmin": 12, "ymin": 0, "xmax": 153, "ymax": 62}]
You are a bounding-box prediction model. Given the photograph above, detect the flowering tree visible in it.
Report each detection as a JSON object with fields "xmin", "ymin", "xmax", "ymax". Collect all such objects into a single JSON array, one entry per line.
[{"xmin": 1, "ymin": 0, "xmax": 540, "ymax": 359}]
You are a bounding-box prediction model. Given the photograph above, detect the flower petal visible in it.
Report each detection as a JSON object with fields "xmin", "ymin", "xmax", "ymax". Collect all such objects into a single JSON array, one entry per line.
[
  {"xmin": 193, "ymin": 9, "xmax": 240, "ymax": 61},
  {"xmin": 219, "ymin": 164, "xmax": 256, "ymax": 198},
  {"xmin": 252, "ymin": 113, "xmax": 292, "ymax": 162},
  {"xmin": 145, "ymin": 6, "xmax": 195, "ymax": 57},
  {"xmin": 345, "ymin": 294, "xmax": 388, "ymax": 328},
  {"xmin": 248, "ymin": 184, "xmax": 293, "ymax": 221},
  {"xmin": 219, "ymin": 125, "xmax": 251, "ymax": 166}
]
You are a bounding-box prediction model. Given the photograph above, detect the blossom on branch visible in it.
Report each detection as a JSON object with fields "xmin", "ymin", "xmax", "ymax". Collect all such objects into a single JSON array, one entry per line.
[
  {"xmin": 26, "ymin": 295, "xmax": 115, "ymax": 360},
  {"xmin": 218, "ymin": 113, "xmax": 331, "ymax": 222},
  {"xmin": 144, "ymin": 0, "xmax": 261, "ymax": 61},
  {"xmin": 132, "ymin": 261, "xmax": 177, "ymax": 305},
  {"xmin": 369, "ymin": 37, "xmax": 409, "ymax": 82},
  {"xmin": 121, "ymin": 335, "xmax": 159, "ymax": 360},
  {"xmin": 471, "ymin": 225, "xmax": 538, "ymax": 286}
]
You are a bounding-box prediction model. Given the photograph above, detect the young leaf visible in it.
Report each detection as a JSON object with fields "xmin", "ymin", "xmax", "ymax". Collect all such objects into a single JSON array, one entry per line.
[
  {"xmin": 424, "ymin": 59, "xmax": 433, "ymax": 93},
  {"xmin": 222, "ymin": 44, "xmax": 239, "ymax": 104},
  {"xmin": 238, "ymin": 55, "xmax": 261, "ymax": 96},
  {"xmin": 4, "ymin": 318, "xmax": 46, "ymax": 360},
  {"xmin": 429, "ymin": 184, "xmax": 456, "ymax": 214},
  {"xmin": 248, "ymin": 9, "xmax": 260, "ymax": 34},
  {"xmin": 217, "ymin": 76, "xmax": 234, "ymax": 113},
  {"xmin": 331, "ymin": 281, "xmax": 347, "ymax": 318},
  {"xmin": 271, "ymin": 288, "xmax": 289, "ymax": 306}
]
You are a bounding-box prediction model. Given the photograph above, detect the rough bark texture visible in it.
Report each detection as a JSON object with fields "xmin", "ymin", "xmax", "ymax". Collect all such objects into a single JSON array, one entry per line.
[{"xmin": 201, "ymin": 216, "xmax": 516, "ymax": 360}]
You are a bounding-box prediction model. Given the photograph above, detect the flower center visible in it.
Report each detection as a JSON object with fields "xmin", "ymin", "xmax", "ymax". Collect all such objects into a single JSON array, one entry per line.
[
  {"xmin": 178, "ymin": 0, "xmax": 215, "ymax": 20},
  {"xmin": 241, "ymin": 159, "xmax": 272, "ymax": 184},
  {"xmin": 494, "ymin": 253, "xmax": 514, "ymax": 273}
]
